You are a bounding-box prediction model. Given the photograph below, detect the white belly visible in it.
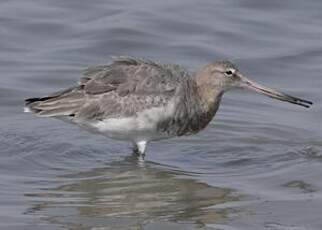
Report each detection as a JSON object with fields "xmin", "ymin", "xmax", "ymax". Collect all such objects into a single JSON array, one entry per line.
[{"xmin": 84, "ymin": 103, "xmax": 175, "ymax": 142}]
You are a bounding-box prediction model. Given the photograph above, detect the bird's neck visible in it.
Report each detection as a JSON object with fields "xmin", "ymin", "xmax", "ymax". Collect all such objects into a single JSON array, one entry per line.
[
  {"xmin": 156, "ymin": 74, "xmax": 223, "ymax": 136},
  {"xmin": 170, "ymin": 76, "xmax": 223, "ymax": 135},
  {"xmin": 193, "ymin": 72, "xmax": 224, "ymax": 113}
]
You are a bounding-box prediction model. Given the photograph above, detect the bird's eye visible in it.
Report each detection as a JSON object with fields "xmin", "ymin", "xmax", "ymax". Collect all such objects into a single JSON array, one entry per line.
[{"xmin": 224, "ymin": 69, "xmax": 234, "ymax": 77}]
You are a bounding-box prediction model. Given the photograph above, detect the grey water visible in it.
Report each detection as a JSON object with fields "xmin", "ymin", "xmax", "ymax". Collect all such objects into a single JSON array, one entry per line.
[{"xmin": 1, "ymin": 0, "xmax": 322, "ymax": 229}]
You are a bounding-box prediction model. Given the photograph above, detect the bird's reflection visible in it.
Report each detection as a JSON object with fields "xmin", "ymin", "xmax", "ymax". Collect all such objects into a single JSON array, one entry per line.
[{"xmin": 24, "ymin": 153, "xmax": 236, "ymax": 229}]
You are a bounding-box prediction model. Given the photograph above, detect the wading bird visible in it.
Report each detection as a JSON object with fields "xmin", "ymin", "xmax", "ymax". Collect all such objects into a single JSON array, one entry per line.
[{"xmin": 25, "ymin": 57, "xmax": 312, "ymax": 156}]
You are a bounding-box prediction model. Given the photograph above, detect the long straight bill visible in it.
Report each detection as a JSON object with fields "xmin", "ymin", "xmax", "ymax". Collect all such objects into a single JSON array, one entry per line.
[{"xmin": 239, "ymin": 76, "xmax": 313, "ymax": 108}]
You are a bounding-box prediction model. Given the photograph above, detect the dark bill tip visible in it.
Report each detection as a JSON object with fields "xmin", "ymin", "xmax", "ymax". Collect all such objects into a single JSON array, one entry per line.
[{"xmin": 278, "ymin": 93, "xmax": 313, "ymax": 108}]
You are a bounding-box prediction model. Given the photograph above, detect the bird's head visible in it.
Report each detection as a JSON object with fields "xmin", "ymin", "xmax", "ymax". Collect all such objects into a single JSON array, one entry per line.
[{"xmin": 195, "ymin": 60, "xmax": 313, "ymax": 108}]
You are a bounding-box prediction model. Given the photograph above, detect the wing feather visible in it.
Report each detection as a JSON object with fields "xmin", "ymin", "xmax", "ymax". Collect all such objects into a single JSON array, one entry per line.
[{"xmin": 25, "ymin": 57, "xmax": 191, "ymax": 120}]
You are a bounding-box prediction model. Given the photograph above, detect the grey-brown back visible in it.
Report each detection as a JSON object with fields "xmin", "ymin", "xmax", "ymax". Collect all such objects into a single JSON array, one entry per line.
[{"xmin": 25, "ymin": 57, "xmax": 191, "ymax": 121}]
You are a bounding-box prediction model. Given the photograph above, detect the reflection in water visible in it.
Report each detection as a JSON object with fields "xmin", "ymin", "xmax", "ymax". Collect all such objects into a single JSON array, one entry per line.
[
  {"xmin": 283, "ymin": 180, "xmax": 318, "ymax": 193},
  {"xmin": 24, "ymin": 155, "xmax": 237, "ymax": 229}
]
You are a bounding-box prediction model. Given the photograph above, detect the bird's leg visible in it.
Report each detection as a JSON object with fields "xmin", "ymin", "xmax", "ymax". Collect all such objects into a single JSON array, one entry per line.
[
  {"xmin": 132, "ymin": 143, "xmax": 140, "ymax": 155},
  {"xmin": 132, "ymin": 140, "xmax": 147, "ymax": 158}
]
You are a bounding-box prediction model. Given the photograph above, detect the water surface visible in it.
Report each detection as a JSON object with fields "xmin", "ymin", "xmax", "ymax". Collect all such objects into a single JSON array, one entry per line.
[{"xmin": 1, "ymin": 0, "xmax": 322, "ymax": 229}]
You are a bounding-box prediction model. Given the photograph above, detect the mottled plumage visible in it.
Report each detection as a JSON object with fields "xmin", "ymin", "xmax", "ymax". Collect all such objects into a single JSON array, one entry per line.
[
  {"xmin": 25, "ymin": 56, "xmax": 312, "ymax": 156},
  {"xmin": 27, "ymin": 57, "xmax": 185, "ymax": 118}
]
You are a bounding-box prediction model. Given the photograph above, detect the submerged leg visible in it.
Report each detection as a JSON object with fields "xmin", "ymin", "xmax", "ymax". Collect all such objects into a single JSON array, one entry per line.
[
  {"xmin": 132, "ymin": 144, "xmax": 139, "ymax": 155},
  {"xmin": 132, "ymin": 140, "xmax": 147, "ymax": 157}
]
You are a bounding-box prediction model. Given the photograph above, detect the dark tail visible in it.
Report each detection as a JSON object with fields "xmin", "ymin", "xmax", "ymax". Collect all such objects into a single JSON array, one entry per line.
[{"xmin": 24, "ymin": 86, "xmax": 84, "ymax": 117}]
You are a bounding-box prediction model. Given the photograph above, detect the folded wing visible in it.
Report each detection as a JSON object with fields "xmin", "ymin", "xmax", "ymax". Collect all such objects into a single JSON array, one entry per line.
[{"xmin": 25, "ymin": 57, "xmax": 190, "ymax": 120}]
